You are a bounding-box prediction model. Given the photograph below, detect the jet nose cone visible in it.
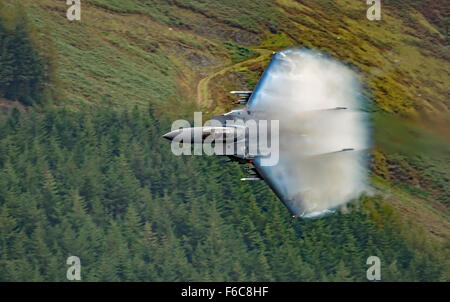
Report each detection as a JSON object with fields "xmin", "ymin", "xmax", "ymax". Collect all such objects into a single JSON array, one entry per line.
[
  {"xmin": 163, "ymin": 130, "xmax": 182, "ymax": 141},
  {"xmin": 163, "ymin": 131, "xmax": 175, "ymax": 141}
]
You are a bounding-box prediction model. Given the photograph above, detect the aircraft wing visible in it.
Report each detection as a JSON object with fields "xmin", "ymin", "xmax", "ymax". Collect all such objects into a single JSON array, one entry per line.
[
  {"xmin": 246, "ymin": 52, "xmax": 282, "ymax": 111},
  {"xmin": 247, "ymin": 48, "xmax": 363, "ymax": 113},
  {"xmin": 246, "ymin": 50, "xmax": 307, "ymax": 111},
  {"xmin": 246, "ymin": 48, "xmax": 369, "ymax": 218},
  {"xmin": 252, "ymin": 149, "xmax": 362, "ymax": 218}
]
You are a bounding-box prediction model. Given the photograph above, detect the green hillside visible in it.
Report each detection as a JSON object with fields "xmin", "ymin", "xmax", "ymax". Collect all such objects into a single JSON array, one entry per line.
[{"xmin": 0, "ymin": 0, "xmax": 448, "ymax": 281}]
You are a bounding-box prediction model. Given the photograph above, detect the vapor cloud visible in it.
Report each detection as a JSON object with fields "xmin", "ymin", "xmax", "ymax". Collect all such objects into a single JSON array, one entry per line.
[{"xmin": 252, "ymin": 49, "xmax": 370, "ymax": 217}]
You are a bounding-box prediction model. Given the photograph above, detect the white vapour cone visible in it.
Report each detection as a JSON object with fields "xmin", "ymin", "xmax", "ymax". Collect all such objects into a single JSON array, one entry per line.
[{"xmin": 250, "ymin": 48, "xmax": 370, "ymax": 217}]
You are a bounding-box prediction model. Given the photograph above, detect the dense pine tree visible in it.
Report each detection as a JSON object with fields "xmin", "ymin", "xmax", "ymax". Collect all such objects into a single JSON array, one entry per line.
[
  {"xmin": 0, "ymin": 105, "xmax": 447, "ymax": 281},
  {"xmin": 0, "ymin": 3, "xmax": 55, "ymax": 105}
]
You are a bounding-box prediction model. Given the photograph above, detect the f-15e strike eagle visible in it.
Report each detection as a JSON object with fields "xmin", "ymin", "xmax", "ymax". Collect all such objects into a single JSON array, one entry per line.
[{"xmin": 163, "ymin": 48, "xmax": 370, "ymax": 218}]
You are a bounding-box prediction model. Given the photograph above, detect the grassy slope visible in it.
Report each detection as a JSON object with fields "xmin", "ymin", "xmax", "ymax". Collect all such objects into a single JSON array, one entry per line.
[{"xmin": 3, "ymin": 0, "xmax": 449, "ymax": 246}]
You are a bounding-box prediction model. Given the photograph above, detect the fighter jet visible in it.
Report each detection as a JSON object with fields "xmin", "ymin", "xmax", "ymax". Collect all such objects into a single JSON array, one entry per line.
[{"xmin": 163, "ymin": 48, "xmax": 369, "ymax": 218}]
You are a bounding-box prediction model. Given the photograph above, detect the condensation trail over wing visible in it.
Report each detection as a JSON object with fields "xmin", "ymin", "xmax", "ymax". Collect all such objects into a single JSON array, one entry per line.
[{"xmin": 249, "ymin": 48, "xmax": 371, "ymax": 217}]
